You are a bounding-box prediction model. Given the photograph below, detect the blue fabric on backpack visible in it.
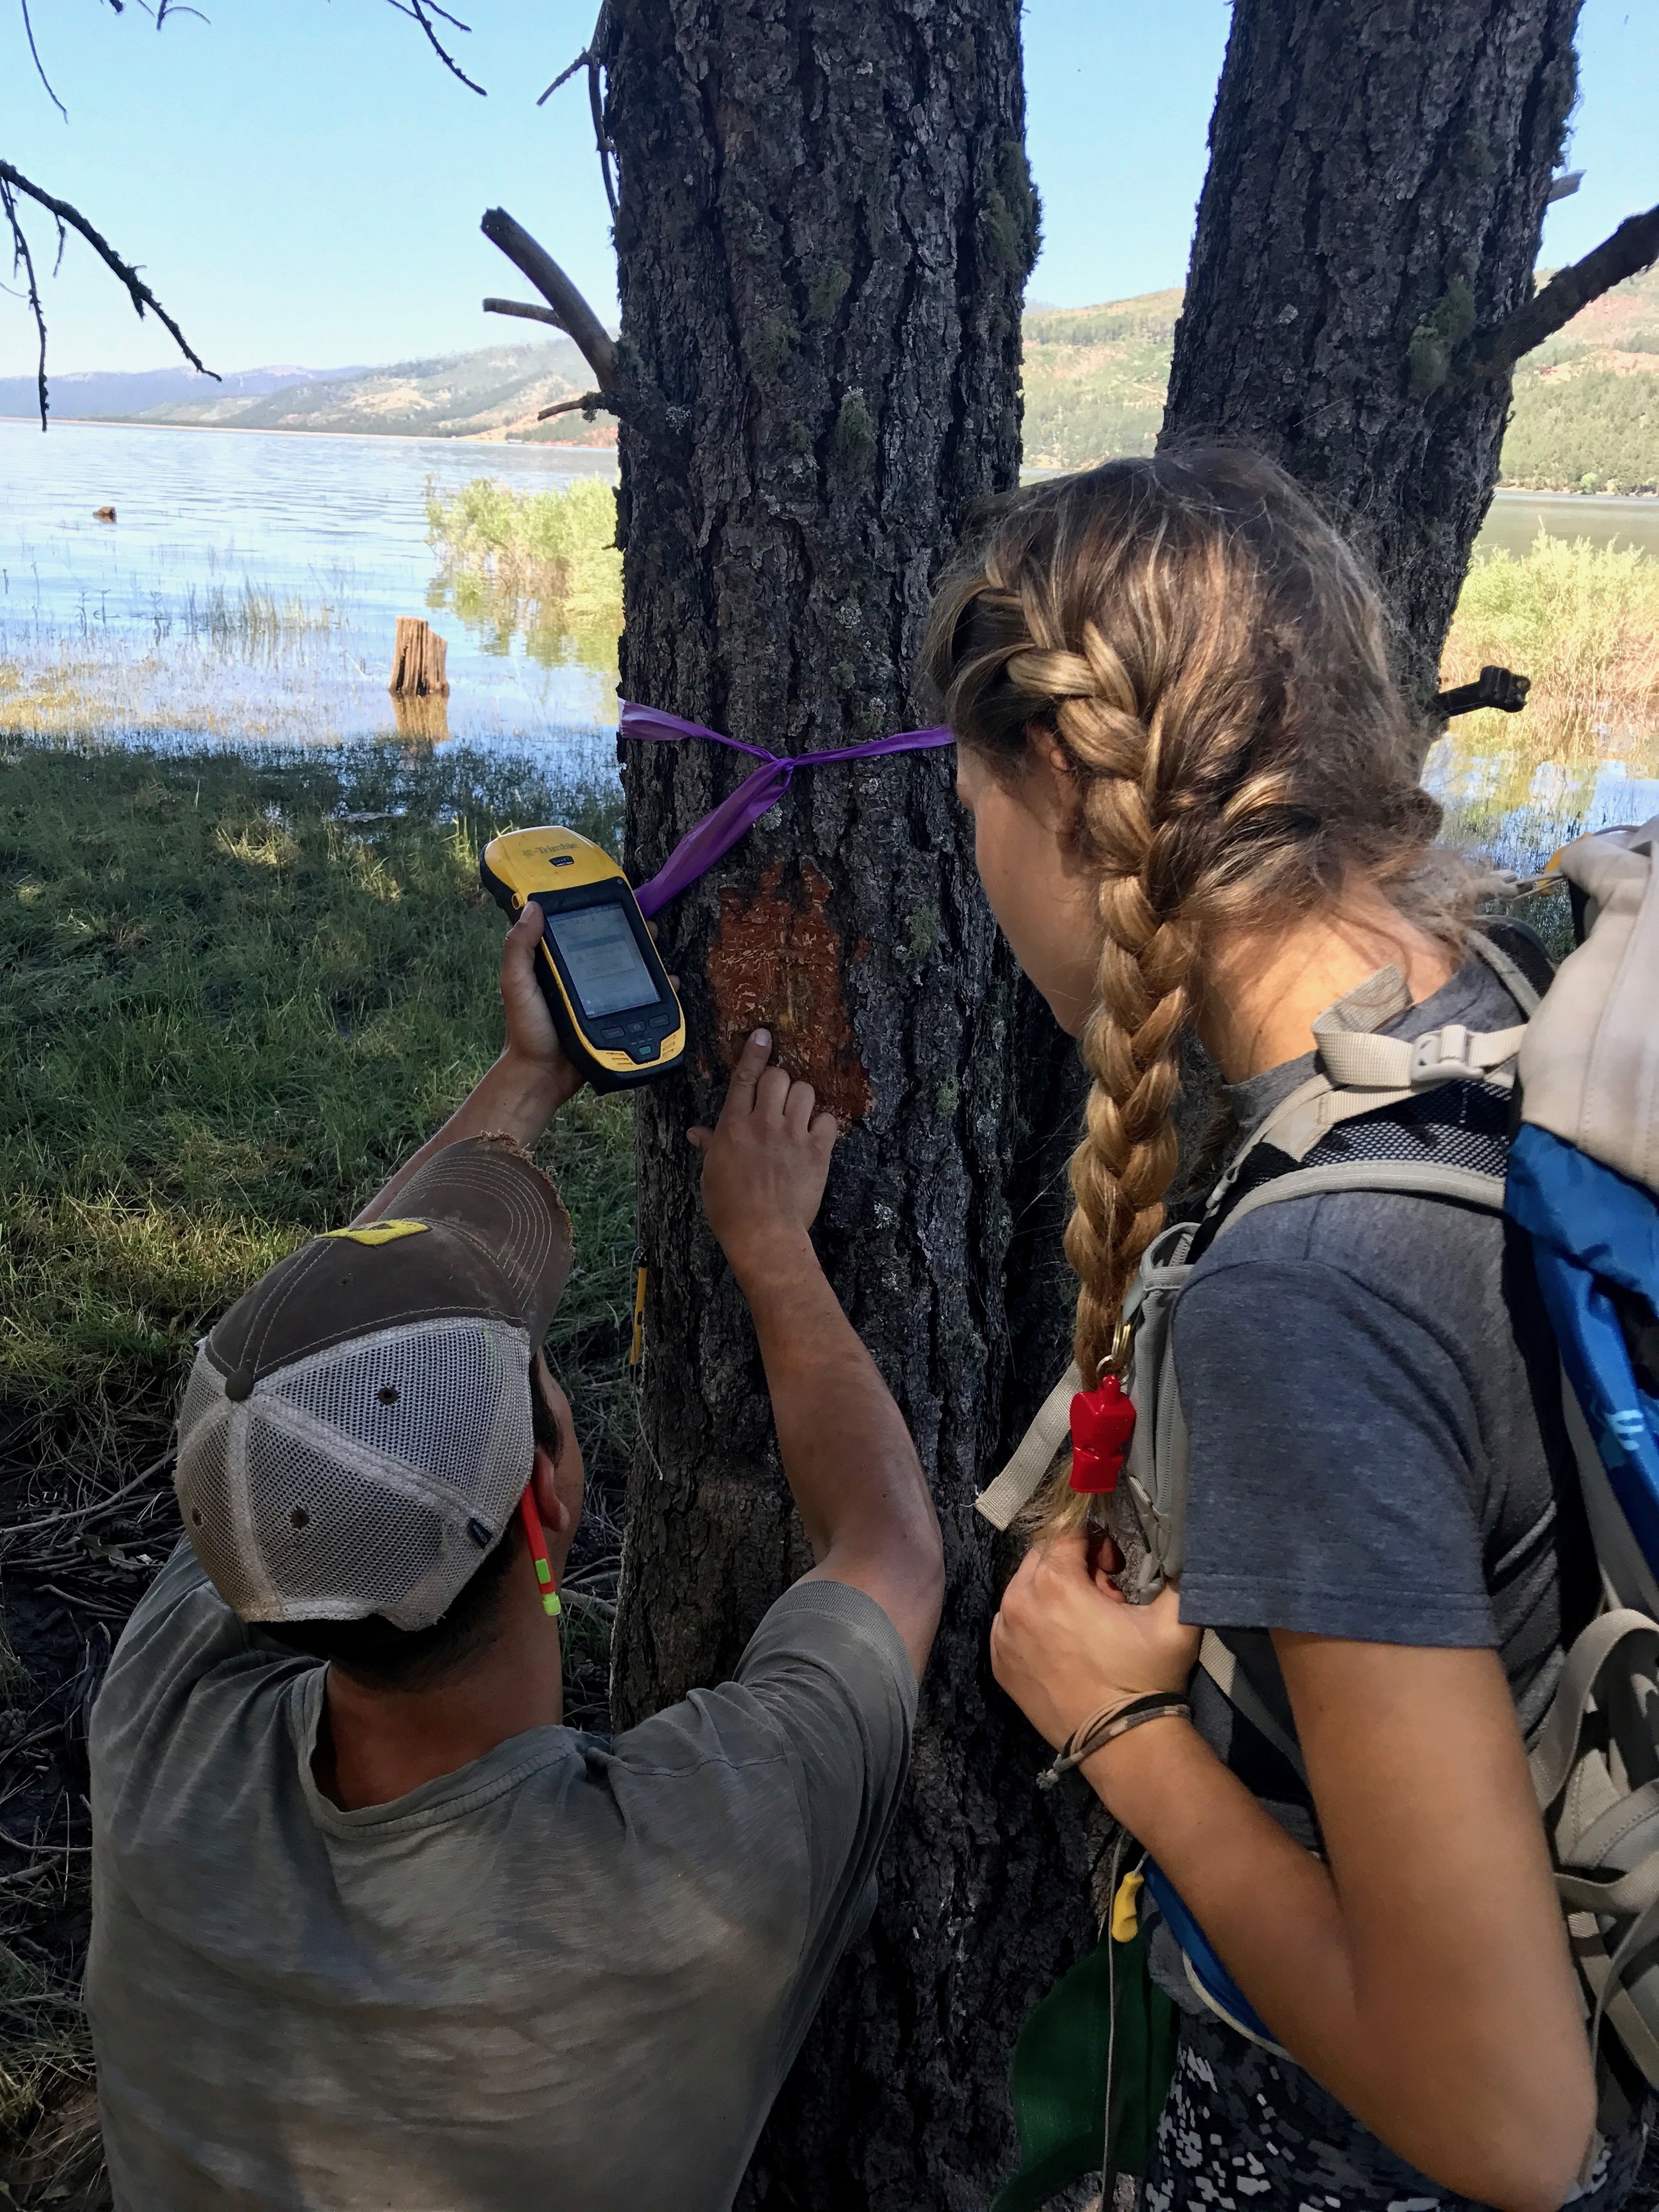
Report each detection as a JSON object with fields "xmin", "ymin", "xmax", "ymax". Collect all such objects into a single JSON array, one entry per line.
[
  {"xmin": 1142, "ymin": 1862, "xmax": 1280, "ymax": 2047},
  {"xmin": 1506, "ymin": 1124, "xmax": 1659, "ymax": 1578}
]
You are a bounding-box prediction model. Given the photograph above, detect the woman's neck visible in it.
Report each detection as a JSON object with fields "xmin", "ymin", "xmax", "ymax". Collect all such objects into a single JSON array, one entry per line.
[{"xmin": 1194, "ymin": 887, "xmax": 1457, "ymax": 1084}]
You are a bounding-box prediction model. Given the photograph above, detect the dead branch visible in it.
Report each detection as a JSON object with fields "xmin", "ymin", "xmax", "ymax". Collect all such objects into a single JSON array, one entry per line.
[
  {"xmin": 380, "ymin": 0, "xmax": 484, "ymax": 95},
  {"xmin": 480, "ymin": 208, "xmax": 616, "ymax": 392},
  {"xmin": 0, "ymin": 173, "xmax": 49, "ymax": 430},
  {"xmin": 538, "ymin": 3, "xmax": 616, "ymax": 217},
  {"xmin": 538, "ymin": 392, "xmax": 610, "ymax": 421},
  {"xmin": 0, "ymin": 157, "xmax": 212, "ymax": 430},
  {"xmin": 1475, "ymin": 201, "xmax": 1659, "ymax": 374},
  {"xmin": 19, "ymin": 0, "xmax": 68, "ymax": 119},
  {"xmin": 483, "ymin": 296, "xmax": 565, "ymax": 327}
]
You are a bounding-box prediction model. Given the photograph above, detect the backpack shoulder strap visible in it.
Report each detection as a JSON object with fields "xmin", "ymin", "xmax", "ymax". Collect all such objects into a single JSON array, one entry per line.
[
  {"xmin": 1210, "ymin": 1157, "xmax": 1509, "ymax": 1242},
  {"xmin": 1197, "ymin": 1629, "xmax": 1308, "ymax": 1784},
  {"xmin": 975, "ymin": 1364, "xmax": 1080, "ymax": 1532}
]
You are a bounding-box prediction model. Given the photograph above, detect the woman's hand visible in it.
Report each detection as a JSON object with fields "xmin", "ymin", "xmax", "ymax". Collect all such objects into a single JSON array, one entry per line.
[
  {"xmin": 989, "ymin": 1531, "xmax": 1198, "ymax": 1748},
  {"xmin": 689, "ymin": 1030, "xmax": 839, "ymax": 1289},
  {"xmin": 500, "ymin": 901, "xmax": 581, "ymax": 1108}
]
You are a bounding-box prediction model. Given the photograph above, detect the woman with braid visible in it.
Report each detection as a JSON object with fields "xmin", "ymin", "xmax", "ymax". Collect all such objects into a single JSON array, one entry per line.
[{"xmin": 926, "ymin": 451, "xmax": 1644, "ymax": 2211}]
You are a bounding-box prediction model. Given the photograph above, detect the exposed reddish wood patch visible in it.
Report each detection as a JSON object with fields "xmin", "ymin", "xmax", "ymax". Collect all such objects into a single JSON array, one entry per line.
[{"xmin": 707, "ymin": 859, "xmax": 874, "ymax": 1123}]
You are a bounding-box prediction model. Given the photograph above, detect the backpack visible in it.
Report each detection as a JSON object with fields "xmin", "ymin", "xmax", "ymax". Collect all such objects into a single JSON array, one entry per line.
[{"xmin": 978, "ymin": 814, "xmax": 1659, "ymax": 2122}]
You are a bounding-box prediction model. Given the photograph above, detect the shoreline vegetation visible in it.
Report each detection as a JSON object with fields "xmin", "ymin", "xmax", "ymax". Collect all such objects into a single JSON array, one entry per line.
[{"xmin": 423, "ymin": 477, "xmax": 622, "ymax": 676}]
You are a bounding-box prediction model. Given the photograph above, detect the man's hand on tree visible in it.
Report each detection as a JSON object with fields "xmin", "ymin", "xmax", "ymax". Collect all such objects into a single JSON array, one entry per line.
[{"xmin": 689, "ymin": 1030, "xmax": 839, "ymax": 1289}]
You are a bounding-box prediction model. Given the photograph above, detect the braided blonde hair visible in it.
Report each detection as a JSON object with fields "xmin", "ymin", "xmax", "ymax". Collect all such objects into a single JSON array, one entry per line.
[{"xmin": 924, "ymin": 450, "xmax": 1464, "ymax": 1404}]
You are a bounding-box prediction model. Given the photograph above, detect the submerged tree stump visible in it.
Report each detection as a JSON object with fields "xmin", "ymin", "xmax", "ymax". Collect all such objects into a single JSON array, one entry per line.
[{"xmin": 388, "ymin": 617, "xmax": 450, "ymax": 699}]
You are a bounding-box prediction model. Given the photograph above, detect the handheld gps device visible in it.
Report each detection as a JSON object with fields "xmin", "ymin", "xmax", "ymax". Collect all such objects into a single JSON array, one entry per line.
[{"xmin": 480, "ymin": 827, "xmax": 686, "ymax": 1092}]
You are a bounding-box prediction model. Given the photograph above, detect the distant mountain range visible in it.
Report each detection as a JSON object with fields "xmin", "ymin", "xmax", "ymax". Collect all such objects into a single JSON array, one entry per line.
[
  {"xmin": 5, "ymin": 266, "xmax": 1654, "ymax": 488},
  {"xmin": 0, "ymin": 337, "xmax": 610, "ymax": 447}
]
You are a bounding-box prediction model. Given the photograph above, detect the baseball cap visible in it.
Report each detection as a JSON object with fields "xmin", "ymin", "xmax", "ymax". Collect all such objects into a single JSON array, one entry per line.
[{"xmin": 175, "ymin": 1136, "xmax": 573, "ymax": 1632}]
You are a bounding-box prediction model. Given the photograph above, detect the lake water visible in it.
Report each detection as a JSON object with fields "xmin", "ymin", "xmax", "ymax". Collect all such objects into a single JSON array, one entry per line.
[
  {"xmin": 2, "ymin": 419, "xmax": 1655, "ymax": 870},
  {"xmin": 0, "ymin": 419, "xmax": 619, "ymax": 755}
]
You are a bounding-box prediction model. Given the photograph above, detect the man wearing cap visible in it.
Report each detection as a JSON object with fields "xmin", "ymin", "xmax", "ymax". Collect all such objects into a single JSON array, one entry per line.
[{"xmin": 86, "ymin": 899, "xmax": 944, "ymax": 2211}]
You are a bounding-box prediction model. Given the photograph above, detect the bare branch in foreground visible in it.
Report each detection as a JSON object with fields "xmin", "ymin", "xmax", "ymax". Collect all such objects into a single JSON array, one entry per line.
[
  {"xmin": 537, "ymin": 391, "xmax": 609, "ymax": 421},
  {"xmin": 537, "ymin": 4, "xmax": 616, "ymax": 217},
  {"xmin": 1475, "ymin": 201, "xmax": 1659, "ymax": 373},
  {"xmin": 0, "ymin": 172, "xmax": 50, "ymax": 429},
  {"xmin": 382, "ymin": 0, "xmax": 484, "ymax": 96},
  {"xmin": 537, "ymin": 48, "xmax": 589, "ymax": 104},
  {"xmin": 480, "ymin": 208, "xmax": 616, "ymax": 392},
  {"xmin": 0, "ymin": 157, "xmax": 214, "ymax": 419},
  {"xmin": 483, "ymin": 296, "xmax": 565, "ymax": 327},
  {"xmin": 19, "ymin": 0, "xmax": 68, "ymax": 119}
]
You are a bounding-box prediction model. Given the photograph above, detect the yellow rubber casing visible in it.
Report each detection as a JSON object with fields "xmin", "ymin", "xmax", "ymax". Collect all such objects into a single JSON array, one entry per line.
[{"xmin": 479, "ymin": 826, "xmax": 686, "ymax": 1092}]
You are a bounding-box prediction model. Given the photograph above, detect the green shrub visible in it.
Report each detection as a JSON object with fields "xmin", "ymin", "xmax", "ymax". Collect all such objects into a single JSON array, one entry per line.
[{"xmin": 425, "ymin": 477, "xmax": 623, "ymax": 674}]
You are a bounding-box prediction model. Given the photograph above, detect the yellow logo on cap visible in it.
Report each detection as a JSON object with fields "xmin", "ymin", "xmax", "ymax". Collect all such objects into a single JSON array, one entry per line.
[{"xmin": 321, "ymin": 1220, "xmax": 431, "ymax": 1247}]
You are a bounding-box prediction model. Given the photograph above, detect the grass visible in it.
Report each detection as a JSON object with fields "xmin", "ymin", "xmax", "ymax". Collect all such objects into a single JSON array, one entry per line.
[
  {"xmin": 0, "ymin": 736, "xmax": 637, "ymax": 2195},
  {"xmin": 425, "ymin": 476, "xmax": 622, "ymax": 676}
]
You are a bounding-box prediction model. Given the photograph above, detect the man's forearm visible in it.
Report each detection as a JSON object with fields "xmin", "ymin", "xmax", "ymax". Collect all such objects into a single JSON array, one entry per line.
[
  {"xmin": 354, "ymin": 1049, "xmax": 575, "ymax": 1225},
  {"xmin": 737, "ymin": 1232, "xmax": 937, "ymax": 1568}
]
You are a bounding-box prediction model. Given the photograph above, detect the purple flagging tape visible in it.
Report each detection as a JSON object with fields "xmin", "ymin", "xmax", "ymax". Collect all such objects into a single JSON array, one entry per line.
[{"xmin": 620, "ymin": 700, "xmax": 954, "ymax": 917}]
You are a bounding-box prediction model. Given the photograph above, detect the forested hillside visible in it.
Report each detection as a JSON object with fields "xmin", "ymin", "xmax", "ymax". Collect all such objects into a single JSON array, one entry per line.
[
  {"xmin": 1019, "ymin": 289, "xmax": 1179, "ymax": 468},
  {"xmin": 1022, "ymin": 265, "xmax": 1659, "ymax": 491}
]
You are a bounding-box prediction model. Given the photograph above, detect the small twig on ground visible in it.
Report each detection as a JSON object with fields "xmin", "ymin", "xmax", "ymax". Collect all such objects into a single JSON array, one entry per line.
[{"xmin": 0, "ymin": 1452, "xmax": 175, "ymax": 1545}]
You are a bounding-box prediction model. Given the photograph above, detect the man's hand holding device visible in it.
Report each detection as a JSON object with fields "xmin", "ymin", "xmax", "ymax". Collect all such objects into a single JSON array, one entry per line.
[{"xmin": 482, "ymin": 826, "xmax": 686, "ymax": 1091}]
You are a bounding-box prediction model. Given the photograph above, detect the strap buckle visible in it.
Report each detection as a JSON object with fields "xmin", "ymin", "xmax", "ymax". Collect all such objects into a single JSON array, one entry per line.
[{"xmin": 1409, "ymin": 1024, "xmax": 1473, "ymax": 1084}]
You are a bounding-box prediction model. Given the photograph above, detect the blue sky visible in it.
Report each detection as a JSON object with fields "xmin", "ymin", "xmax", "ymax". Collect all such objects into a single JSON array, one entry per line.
[{"xmin": 0, "ymin": 0, "xmax": 1654, "ymax": 378}]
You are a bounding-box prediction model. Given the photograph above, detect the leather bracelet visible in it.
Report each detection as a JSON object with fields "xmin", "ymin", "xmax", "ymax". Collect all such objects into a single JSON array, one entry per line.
[{"xmin": 1036, "ymin": 1693, "xmax": 1191, "ymax": 1791}]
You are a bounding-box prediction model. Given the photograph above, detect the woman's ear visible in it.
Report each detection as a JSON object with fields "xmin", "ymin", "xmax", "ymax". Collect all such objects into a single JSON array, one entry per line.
[
  {"xmin": 1023, "ymin": 727, "xmax": 1087, "ymax": 845},
  {"xmin": 1027, "ymin": 723, "xmax": 1072, "ymax": 780}
]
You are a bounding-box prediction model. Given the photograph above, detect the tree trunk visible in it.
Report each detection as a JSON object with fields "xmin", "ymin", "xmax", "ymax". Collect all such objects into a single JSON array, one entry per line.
[
  {"xmin": 600, "ymin": 5, "xmax": 1095, "ymax": 2203},
  {"xmin": 1160, "ymin": 0, "xmax": 1580, "ymax": 702}
]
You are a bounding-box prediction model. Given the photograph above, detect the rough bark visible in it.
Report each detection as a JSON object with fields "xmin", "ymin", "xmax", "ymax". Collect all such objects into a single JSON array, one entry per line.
[
  {"xmin": 1159, "ymin": 0, "xmax": 1581, "ymax": 704},
  {"xmin": 600, "ymin": 4, "xmax": 1096, "ymax": 2203}
]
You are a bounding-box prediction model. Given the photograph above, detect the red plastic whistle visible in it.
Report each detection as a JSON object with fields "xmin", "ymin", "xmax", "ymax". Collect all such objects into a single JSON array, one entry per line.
[{"xmin": 1069, "ymin": 1374, "xmax": 1136, "ymax": 1493}]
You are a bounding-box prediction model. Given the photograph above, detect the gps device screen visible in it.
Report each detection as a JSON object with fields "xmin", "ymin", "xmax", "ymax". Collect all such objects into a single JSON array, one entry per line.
[{"xmin": 548, "ymin": 904, "xmax": 660, "ymax": 1019}]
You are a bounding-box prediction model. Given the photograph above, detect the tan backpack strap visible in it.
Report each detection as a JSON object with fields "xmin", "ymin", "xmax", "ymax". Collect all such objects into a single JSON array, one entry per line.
[
  {"xmin": 1467, "ymin": 926, "xmax": 1544, "ymax": 1015},
  {"xmin": 974, "ymin": 1364, "xmax": 1080, "ymax": 1531},
  {"xmin": 1529, "ymin": 1608, "xmax": 1659, "ymax": 1809},
  {"xmin": 1210, "ymin": 1160, "xmax": 1508, "ymax": 1240},
  {"xmin": 1313, "ymin": 1017, "xmax": 1528, "ymax": 1093}
]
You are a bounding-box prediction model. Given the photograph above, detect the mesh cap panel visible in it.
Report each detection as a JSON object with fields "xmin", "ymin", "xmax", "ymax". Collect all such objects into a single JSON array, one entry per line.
[{"xmin": 176, "ymin": 1315, "xmax": 534, "ymax": 1631}]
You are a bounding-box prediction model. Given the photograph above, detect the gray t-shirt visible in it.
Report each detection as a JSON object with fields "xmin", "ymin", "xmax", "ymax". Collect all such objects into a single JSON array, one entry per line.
[
  {"xmin": 88, "ymin": 1545, "xmax": 916, "ymax": 2212},
  {"xmin": 1171, "ymin": 955, "xmax": 1599, "ymax": 1833}
]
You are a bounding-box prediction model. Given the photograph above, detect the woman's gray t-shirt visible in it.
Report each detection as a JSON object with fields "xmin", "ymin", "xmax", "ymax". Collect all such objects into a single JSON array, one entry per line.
[{"xmin": 1171, "ymin": 955, "xmax": 1600, "ymax": 1822}]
